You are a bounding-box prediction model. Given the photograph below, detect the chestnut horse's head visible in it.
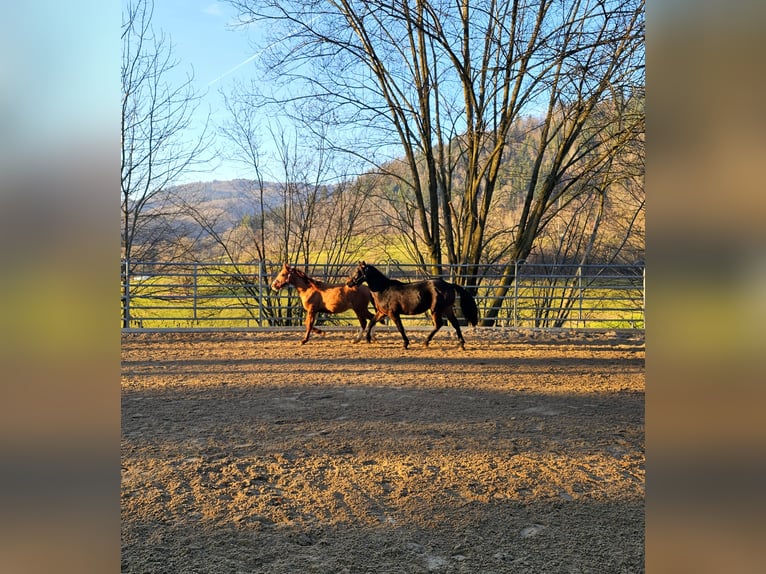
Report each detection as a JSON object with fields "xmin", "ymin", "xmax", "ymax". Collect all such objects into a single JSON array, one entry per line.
[
  {"xmin": 271, "ymin": 263, "xmax": 295, "ymax": 292},
  {"xmin": 346, "ymin": 261, "xmax": 368, "ymax": 287}
]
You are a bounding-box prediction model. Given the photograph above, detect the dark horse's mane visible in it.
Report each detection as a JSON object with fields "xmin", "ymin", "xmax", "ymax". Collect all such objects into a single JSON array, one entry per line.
[{"xmin": 361, "ymin": 264, "xmax": 404, "ymax": 288}]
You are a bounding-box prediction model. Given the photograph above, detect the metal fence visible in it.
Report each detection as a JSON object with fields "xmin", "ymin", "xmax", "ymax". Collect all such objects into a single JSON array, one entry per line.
[{"xmin": 121, "ymin": 260, "xmax": 644, "ymax": 331}]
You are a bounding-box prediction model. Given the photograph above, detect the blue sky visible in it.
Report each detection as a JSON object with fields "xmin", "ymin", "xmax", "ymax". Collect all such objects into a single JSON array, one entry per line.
[
  {"xmin": 150, "ymin": 1, "xmax": 268, "ymax": 183},
  {"xmin": 152, "ymin": 1, "xmax": 252, "ymax": 91},
  {"xmin": 141, "ymin": 1, "xmax": 404, "ymax": 185}
]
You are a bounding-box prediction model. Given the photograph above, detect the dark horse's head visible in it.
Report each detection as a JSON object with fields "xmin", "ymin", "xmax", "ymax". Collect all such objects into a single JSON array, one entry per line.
[
  {"xmin": 271, "ymin": 263, "xmax": 295, "ymax": 292},
  {"xmin": 346, "ymin": 261, "xmax": 369, "ymax": 287}
]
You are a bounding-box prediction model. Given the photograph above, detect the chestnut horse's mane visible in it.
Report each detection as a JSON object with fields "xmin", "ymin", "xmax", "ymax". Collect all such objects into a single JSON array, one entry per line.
[{"xmin": 290, "ymin": 266, "xmax": 326, "ymax": 288}]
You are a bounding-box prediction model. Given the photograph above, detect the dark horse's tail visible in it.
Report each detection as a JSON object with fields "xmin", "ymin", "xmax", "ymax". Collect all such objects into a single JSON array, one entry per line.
[{"xmin": 453, "ymin": 284, "xmax": 479, "ymax": 326}]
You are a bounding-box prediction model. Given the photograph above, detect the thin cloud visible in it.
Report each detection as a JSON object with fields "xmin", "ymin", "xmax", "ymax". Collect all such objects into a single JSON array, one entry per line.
[
  {"xmin": 206, "ymin": 52, "xmax": 261, "ymax": 87},
  {"xmin": 206, "ymin": 14, "xmax": 319, "ymax": 87}
]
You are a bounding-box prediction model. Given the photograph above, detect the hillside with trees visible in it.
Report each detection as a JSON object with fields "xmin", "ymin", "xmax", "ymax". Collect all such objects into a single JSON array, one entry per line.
[{"xmin": 130, "ymin": 103, "xmax": 644, "ymax": 271}]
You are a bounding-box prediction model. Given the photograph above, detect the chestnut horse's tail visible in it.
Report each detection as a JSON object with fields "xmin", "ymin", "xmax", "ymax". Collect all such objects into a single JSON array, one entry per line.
[{"xmin": 454, "ymin": 284, "xmax": 479, "ymax": 326}]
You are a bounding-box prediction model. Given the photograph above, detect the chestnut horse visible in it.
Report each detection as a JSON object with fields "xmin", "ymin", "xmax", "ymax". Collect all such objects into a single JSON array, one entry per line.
[
  {"xmin": 271, "ymin": 263, "xmax": 378, "ymax": 344},
  {"xmin": 347, "ymin": 261, "xmax": 479, "ymax": 349}
]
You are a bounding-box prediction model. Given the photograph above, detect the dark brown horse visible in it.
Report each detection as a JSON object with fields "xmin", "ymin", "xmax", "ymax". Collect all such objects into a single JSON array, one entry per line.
[
  {"xmin": 271, "ymin": 263, "xmax": 377, "ymax": 344},
  {"xmin": 346, "ymin": 261, "xmax": 479, "ymax": 349}
]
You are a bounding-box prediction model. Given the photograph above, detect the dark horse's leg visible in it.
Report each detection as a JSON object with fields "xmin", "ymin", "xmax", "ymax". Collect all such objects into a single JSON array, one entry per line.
[
  {"xmin": 390, "ymin": 313, "xmax": 410, "ymax": 349},
  {"xmin": 363, "ymin": 310, "xmax": 386, "ymax": 343},
  {"xmin": 424, "ymin": 310, "xmax": 444, "ymax": 347},
  {"xmin": 444, "ymin": 306, "xmax": 466, "ymax": 350}
]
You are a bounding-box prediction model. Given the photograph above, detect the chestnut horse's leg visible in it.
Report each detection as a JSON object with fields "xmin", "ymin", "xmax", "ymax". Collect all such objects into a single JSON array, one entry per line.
[
  {"xmin": 354, "ymin": 309, "xmax": 377, "ymax": 343},
  {"xmin": 302, "ymin": 309, "xmax": 323, "ymax": 344},
  {"xmin": 351, "ymin": 292, "xmax": 374, "ymax": 343},
  {"xmin": 353, "ymin": 311, "xmax": 368, "ymax": 343}
]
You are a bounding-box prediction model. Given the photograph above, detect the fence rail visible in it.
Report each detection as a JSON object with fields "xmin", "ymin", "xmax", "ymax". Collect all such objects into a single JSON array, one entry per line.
[{"xmin": 121, "ymin": 260, "xmax": 644, "ymax": 331}]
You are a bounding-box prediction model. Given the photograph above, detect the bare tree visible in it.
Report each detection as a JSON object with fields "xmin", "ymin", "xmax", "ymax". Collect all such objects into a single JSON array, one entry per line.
[
  {"xmin": 481, "ymin": 85, "xmax": 645, "ymax": 323},
  {"xmin": 226, "ymin": 0, "xmax": 644, "ymax": 322},
  {"xmin": 216, "ymin": 81, "xmax": 375, "ymax": 273},
  {"xmin": 121, "ymin": 0, "xmax": 212, "ymax": 269},
  {"xmin": 218, "ymin": 85, "xmax": 270, "ymax": 261},
  {"xmin": 172, "ymin": 89, "xmax": 374, "ymax": 325}
]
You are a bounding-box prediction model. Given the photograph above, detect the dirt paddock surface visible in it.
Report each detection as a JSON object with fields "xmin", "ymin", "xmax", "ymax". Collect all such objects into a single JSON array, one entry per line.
[{"xmin": 121, "ymin": 328, "xmax": 645, "ymax": 573}]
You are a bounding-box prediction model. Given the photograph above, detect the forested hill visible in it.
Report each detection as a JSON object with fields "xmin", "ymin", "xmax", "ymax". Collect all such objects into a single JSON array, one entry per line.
[{"xmin": 167, "ymin": 179, "xmax": 284, "ymax": 222}]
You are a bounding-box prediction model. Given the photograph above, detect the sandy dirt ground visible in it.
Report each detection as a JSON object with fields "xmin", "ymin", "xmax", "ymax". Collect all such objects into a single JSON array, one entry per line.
[{"xmin": 121, "ymin": 327, "xmax": 644, "ymax": 573}]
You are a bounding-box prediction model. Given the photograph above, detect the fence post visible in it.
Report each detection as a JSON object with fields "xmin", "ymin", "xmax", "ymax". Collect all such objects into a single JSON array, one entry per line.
[
  {"xmin": 642, "ymin": 266, "xmax": 646, "ymax": 329},
  {"xmin": 258, "ymin": 260, "xmax": 265, "ymax": 327},
  {"xmin": 193, "ymin": 263, "xmax": 198, "ymax": 322},
  {"xmin": 513, "ymin": 260, "xmax": 519, "ymax": 328},
  {"xmin": 122, "ymin": 259, "xmax": 131, "ymax": 329},
  {"xmin": 577, "ymin": 265, "xmax": 583, "ymax": 328}
]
